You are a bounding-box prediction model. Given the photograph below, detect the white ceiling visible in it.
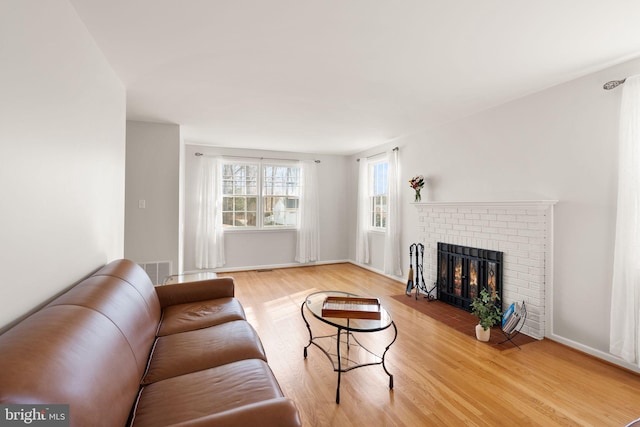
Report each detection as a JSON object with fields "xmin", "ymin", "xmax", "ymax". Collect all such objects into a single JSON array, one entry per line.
[{"xmin": 70, "ymin": 0, "xmax": 640, "ymax": 155}]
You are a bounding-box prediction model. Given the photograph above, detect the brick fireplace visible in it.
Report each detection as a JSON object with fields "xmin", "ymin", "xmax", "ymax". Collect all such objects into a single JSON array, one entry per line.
[{"xmin": 414, "ymin": 200, "xmax": 556, "ymax": 339}]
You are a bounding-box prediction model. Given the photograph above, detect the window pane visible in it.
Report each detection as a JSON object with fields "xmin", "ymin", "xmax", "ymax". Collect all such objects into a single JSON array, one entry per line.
[
  {"xmin": 221, "ymin": 193, "xmax": 257, "ymax": 228},
  {"xmin": 247, "ymin": 197, "xmax": 256, "ymax": 211},
  {"xmin": 222, "ymin": 197, "xmax": 233, "ymax": 211},
  {"xmin": 222, "ymin": 180, "xmax": 233, "ymax": 195},
  {"xmin": 372, "ymin": 195, "xmax": 384, "ymax": 228},
  {"xmin": 246, "ymin": 212, "xmax": 256, "ymax": 227},
  {"xmin": 369, "ymin": 160, "xmax": 389, "ymax": 230},
  {"xmin": 263, "ymin": 165, "xmax": 300, "ymax": 196},
  {"xmin": 263, "ymin": 165, "xmax": 300, "ymax": 227},
  {"xmin": 223, "ymin": 164, "xmax": 259, "ymax": 196},
  {"xmin": 222, "ymin": 212, "xmax": 233, "ymax": 227},
  {"xmin": 232, "ymin": 197, "xmax": 243, "ymax": 211},
  {"xmin": 264, "ymin": 196, "xmax": 298, "ymax": 227},
  {"xmin": 371, "ymin": 162, "xmax": 388, "ymax": 196}
]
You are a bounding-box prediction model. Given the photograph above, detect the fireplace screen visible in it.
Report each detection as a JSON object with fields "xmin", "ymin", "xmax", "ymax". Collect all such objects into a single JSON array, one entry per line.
[{"xmin": 437, "ymin": 242, "xmax": 503, "ymax": 312}]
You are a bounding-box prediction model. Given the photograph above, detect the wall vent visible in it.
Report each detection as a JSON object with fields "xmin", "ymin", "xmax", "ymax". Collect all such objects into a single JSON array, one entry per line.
[{"xmin": 139, "ymin": 261, "xmax": 172, "ymax": 285}]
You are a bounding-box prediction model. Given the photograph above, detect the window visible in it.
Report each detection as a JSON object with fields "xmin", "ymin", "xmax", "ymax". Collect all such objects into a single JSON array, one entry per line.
[
  {"xmin": 369, "ymin": 159, "xmax": 388, "ymax": 230},
  {"xmin": 222, "ymin": 161, "xmax": 300, "ymax": 229},
  {"xmin": 222, "ymin": 163, "xmax": 258, "ymax": 227}
]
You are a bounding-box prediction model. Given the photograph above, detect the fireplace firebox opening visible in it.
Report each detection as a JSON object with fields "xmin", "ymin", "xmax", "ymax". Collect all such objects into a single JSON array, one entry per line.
[{"xmin": 437, "ymin": 242, "xmax": 503, "ymax": 312}]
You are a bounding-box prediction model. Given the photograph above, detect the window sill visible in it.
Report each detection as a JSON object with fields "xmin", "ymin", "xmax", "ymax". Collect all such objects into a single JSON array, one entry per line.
[{"xmin": 223, "ymin": 228, "xmax": 297, "ymax": 234}]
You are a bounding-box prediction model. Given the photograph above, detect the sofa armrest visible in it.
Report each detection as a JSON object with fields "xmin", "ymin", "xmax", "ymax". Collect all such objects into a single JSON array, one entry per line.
[
  {"xmin": 166, "ymin": 398, "xmax": 302, "ymax": 427},
  {"xmin": 155, "ymin": 277, "xmax": 235, "ymax": 308}
]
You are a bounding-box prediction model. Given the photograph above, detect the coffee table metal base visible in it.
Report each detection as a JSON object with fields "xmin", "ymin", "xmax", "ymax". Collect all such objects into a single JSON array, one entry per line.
[{"xmin": 301, "ymin": 302, "xmax": 397, "ymax": 404}]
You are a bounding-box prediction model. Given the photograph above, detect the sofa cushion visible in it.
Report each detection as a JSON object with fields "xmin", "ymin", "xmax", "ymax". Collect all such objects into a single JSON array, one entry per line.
[
  {"xmin": 157, "ymin": 297, "xmax": 246, "ymax": 336},
  {"xmin": 142, "ymin": 320, "xmax": 267, "ymax": 384},
  {"xmin": 131, "ymin": 359, "xmax": 286, "ymax": 427},
  {"xmin": 47, "ymin": 275, "xmax": 158, "ymax": 377},
  {"xmin": 155, "ymin": 277, "xmax": 235, "ymax": 307},
  {"xmin": 155, "ymin": 398, "xmax": 303, "ymax": 427},
  {"xmin": 0, "ymin": 305, "xmax": 141, "ymax": 427}
]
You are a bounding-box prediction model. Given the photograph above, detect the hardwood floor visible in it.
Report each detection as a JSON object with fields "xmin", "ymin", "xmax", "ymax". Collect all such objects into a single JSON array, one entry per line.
[{"xmin": 220, "ymin": 263, "xmax": 640, "ymax": 427}]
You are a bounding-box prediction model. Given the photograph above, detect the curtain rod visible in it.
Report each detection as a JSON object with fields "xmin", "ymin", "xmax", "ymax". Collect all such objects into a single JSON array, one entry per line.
[
  {"xmin": 194, "ymin": 152, "xmax": 320, "ymax": 163},
  {"xmin": 603, "ymin": 78, "xmax": 626, "ymax": 90},
  {"xmin": 356, "ymin": 146, "xmax": 398, "ymax": 162}
]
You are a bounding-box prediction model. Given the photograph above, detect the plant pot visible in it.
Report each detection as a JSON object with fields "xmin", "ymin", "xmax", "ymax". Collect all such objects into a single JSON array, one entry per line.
[{"xmin": 475, "ymin": 324, "xmax": 491, "ymax": 342}]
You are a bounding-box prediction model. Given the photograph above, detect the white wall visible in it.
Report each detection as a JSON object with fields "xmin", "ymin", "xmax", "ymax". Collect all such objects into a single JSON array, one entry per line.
[
  {"xmin": 125, "ymin": 121, "xmax": 180, "ymax": 273},
  {"xmin": 182, "ymin": 144, "xmax": 349, "ymax": 271},
  {"xmin": 0, "ymin": 1, "xmax": 126, "ymax": 328},
  {"xmin": 350, "ymin": 57, "xmax": 640, "ymax": 372}
]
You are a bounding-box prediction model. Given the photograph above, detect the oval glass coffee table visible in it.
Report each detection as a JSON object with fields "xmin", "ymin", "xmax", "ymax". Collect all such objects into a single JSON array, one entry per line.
[{"xmin": 301, "ymin": 290, "xmax": 398, "ymax": 403}]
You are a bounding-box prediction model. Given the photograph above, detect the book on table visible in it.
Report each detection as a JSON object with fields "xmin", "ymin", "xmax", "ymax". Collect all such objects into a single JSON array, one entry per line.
[{"xmin": 321, "ymin": 296, "xmax": 382, "ymax": 320}]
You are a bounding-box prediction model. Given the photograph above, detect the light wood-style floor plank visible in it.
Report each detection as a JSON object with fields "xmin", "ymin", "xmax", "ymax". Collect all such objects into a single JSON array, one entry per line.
[{"xmin": 220, "ymin": 263, "xmax": 640, "ymax": 427}]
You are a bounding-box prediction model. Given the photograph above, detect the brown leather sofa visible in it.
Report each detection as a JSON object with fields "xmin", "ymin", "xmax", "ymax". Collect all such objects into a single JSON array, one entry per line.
[{"xmin": 0, "ymin": 259, "xmax": 302, "ymax": 427}]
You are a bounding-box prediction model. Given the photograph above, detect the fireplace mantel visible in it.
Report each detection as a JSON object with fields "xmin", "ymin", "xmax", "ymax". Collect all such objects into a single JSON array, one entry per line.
[
  {"xmin": 413, "ymin": 200, "xmax": 558, "ymax": 208},
  {"xmin": 412, "ymin": 199, "xmax": 556, "ymax": 339}
]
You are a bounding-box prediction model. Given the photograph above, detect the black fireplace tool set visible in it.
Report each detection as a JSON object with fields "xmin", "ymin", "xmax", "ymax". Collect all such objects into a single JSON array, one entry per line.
[{"xmin": 405, "ymin": 243, "xmax": 436, "ymax": 300}]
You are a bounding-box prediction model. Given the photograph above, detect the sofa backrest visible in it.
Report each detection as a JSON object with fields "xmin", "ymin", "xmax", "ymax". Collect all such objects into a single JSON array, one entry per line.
[
  {"xmin": 46, "ymin": 275, "xmax": 159, "ymax": 377},
  {"xmin": 91, "ymin": 259, "xmax": 162, "ymax": 320},
  {"xmin": 0, "ymin": 305, "xmax": 142, "ymax": 427},
  {"xmin": 0, "ymin": 259, "xmax": 163, "ymax": 427}
]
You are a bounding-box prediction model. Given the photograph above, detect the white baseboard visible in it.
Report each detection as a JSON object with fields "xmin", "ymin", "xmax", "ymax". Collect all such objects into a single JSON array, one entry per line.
[
  {"xmin": 548, "ymin": 333, "xmax": 640, "ymax": 374},
  {"xmin": 182, "ymin": 259, "xmax": 350, "ymax": 275},
  {"xmin": 184, "ymin": 259, "xmax": 407, "ymax": 285},
  {"xmin": 348, "ymin": 261, "xmax": 405, "ymax": 284}
]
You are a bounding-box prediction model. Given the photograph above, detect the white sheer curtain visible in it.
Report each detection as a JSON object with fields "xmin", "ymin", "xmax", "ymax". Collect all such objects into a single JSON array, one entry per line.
[
  {"xmin": 383, "ymin": 149, "xmax": 402, "ymax": 276},
  {"xmin": 296, "ymin": 160, "xmax": 320, "ymax": 263},
  {"xmin": 195, "ymin": 156, "xmax": 225, "ymax": 269},
  {"xmin": 610, "ymin": 74, "xmax": 640, "ymax": 366},
  {"xmin": 355, "ymin": 159, "xmax": 370, "ymax": 264}
]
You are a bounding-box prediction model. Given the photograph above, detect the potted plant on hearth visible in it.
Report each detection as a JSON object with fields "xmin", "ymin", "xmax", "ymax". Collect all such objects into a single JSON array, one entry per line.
[{"xmin": 470, "ymin": 288, "xmax": 502, "ymax": 342}]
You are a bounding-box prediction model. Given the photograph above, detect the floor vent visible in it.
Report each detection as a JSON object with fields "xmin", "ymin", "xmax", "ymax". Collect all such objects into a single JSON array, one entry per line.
[
  {"xmin": 139, "ymin": 261, "xmax": 172, "ymax": 285},
  {"xmin": 256, "ymin": 269, "xmax": 273, "ymax": 273}
]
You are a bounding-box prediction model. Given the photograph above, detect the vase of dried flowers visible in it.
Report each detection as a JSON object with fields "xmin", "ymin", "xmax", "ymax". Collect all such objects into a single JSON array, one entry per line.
[{"xmin": 409, "ymin": 175, "xmax": 424, "ymax": 202}]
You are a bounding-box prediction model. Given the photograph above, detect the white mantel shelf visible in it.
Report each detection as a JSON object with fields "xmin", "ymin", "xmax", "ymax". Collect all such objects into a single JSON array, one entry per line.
[{"xmin": 412, "ymin": 200, "xmax": 558, "ymax": 207}]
